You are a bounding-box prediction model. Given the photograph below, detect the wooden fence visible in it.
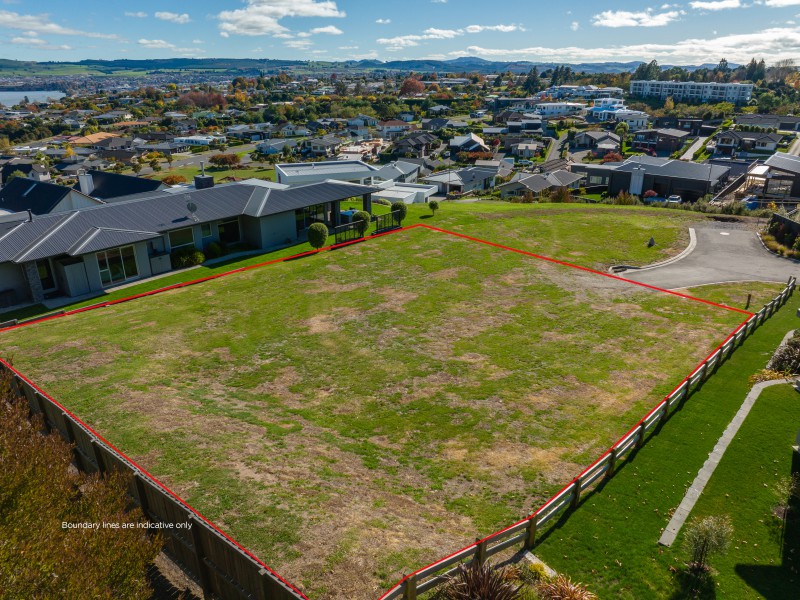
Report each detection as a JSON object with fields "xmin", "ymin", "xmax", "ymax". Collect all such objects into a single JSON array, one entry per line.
[
  {"xmin": 380, "ymin": 276, "xmax": 797, "ymax": 600},
  {"xmin": 0, "ymin": 361, "xmax": 306, "ymax": 600}
]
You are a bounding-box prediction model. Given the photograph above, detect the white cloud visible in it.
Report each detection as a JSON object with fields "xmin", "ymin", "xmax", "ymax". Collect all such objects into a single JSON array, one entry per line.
[
  {"xmin": 0, "ymin": 10, "xmax": 119, "ymax": 39},
  {"xmin": 11, "ymin": 35, "xmax": 44, "ymax": 45},
  {"xmin": 311, "ymin": 49, "xmax": 327, "ymax": 53},
  {"xmin": 451, "ymin": 25, "xmax": 800, "ymax": 64},
  {"xmin": 377, "ymin": 24, "xmax": 524, "ymax": 51},
  {"xmin": 591, "ymin": 9, "xmax": 684, "ymax": 27},
  {"xmin": 155, "ymin": 11, "xmax": 191, "ymax": 24},
  {"xmin": 690, "ymin": 0, "xmax": 741, "ymax": 8},
  {"xmin": 217, "ymin": 0, "xmax": 345, "ymax": 37},
  {"xmin": 284, "ymin": 39, "xmax": 313, "ymax": 49},
  {"xmin": 192, "ymin": 39, "xmax": 204, "ymax": 44},
  {"xmin": 376, "ymin": 18, "xmax": 391, "ymax": 24},
  {"xmin": 124, "ymin": 11, "xmax": 147, "ymax": 18},
  {"xmin": 11, "ymin": 36, "xmax": 71, "ymax": 50},
  {"xmin": 464, "ymin": 24, "xmax": 525, "ymax": 33},
  {"xmin": 137, "ymin": 38, "xmax": 204, "ymax": 56},
  {"xmin": 431, "ymin": 0, "xmax": 448, "ymax": 3},
  {"xmin": 310, "ymin": 25, "xmax": 343, "ymax": 34},
  {"xmin": 338, "ymin": 45, "xmax": 358, "ymax": 49},
  {"xmin": 764, "ymin": 0, "xmax": 800, "ymax": 5},
  {"xmin": 570, "ymin": 21, "xmax": 580, "ymax": 31}
]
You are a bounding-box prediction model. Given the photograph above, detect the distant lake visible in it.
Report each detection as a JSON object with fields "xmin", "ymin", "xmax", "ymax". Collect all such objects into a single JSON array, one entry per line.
[{"xmin": 0, "ymin": 90, "xmax": 65, "ymax": 106}]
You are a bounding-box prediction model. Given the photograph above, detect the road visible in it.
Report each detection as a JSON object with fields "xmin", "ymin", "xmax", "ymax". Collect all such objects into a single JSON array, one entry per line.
[
  {"xmin": 545, "ymin": 131, "xmax": 568, "ymax": 162},
  {"xmin": 620, "ymin": 221, "xmax": 800, "ymax": 289},
  {"xmin": 787, "ymin": 133, "xmax": 800, "ymax": 156},
  {"xmin": 680, "ymin": 136, "xmax": 708, "ymax": 161}
]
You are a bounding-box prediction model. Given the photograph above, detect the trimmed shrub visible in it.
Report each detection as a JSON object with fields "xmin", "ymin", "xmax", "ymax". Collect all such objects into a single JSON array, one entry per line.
[
  {"xmin": 161, "ymin": 174, "xmax": 188, "ymax": 185},
  {"xmin": 429, "ymin": 199, "xmax": 440, "ymax": 215},
  {"xmin": 519, "ymin": 562, "xmax": 550, "ymax": 584},
  {"xmin": 443, "ymin": 561, "xmax": 522, "ymax": 600},
  {"xmin": 391, "ymin": 201, "xmax": 408, "ymax": 223},
  {"xmin": 307, "ymin": 222, "xmax": 329, "ymax": 249},
  {"xmin": 352, "ymin": 210, "xmax": 371, "ymax": 237},
  {"xmin": 372, "ymin": 198, "xmax": 392, "ymax": 206},
  {"xmin": 170, "ymin": 247, "xmax": 205, "ymax": 269},
  {"xmin": 204, "ymin": 241, "xmax": 223, "ymax": 259}
]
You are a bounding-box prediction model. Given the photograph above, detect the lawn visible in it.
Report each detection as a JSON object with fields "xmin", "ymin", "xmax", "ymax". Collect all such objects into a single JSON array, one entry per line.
[
  {"xmin": 149, "ymin": 163, "xmax": 276, "ymax": 183},
  {"xmin": 0, "ymin": 202, "xmax": 713, "ymax": 324},
  {"xmin": 0, "ymin": 222, "xmax": 753, "ymax": 599},
  {"xmin": 533, "ymin": 290, "xmax": 798, "ymax": 600}
]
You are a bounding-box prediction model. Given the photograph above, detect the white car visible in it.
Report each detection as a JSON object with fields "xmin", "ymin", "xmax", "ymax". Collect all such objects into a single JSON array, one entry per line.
[{"xmin": 666, "ymin": 195, "xmax": 682, "ymax": 204}]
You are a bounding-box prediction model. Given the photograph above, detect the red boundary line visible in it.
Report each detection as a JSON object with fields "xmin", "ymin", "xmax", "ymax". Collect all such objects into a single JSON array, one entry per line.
[{"xmin": 0, "ymin": 223, "xmax": 756, "ymax": 600}]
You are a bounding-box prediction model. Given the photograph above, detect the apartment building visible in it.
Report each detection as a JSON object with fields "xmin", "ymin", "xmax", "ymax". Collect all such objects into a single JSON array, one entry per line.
[{"xmin": 629, "ymin": 80, "xmax": 754, "ymax": 104}]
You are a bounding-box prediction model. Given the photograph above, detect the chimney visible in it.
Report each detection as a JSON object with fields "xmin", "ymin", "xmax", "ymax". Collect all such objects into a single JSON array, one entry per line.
[
  {"xmin": 194, "ymin": 161, "xmax": 214, "ymax": 189},
  {"xmin": 78, "ymin": 170, "xmax": 94, "ymax": 196}
]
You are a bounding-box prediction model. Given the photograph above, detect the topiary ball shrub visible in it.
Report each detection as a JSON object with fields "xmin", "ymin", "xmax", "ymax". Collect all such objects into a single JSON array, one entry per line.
[
  {"xmin": 352, "ymin": 210, "xmax": 371, "ymax": 236},
  {"xmin": 307, "ymin": 222, "xmax": 329, "ymax": 249},
  {"xmin": 170, "ymin": 247, "xmax": 206, "ymax": 269},
  {"xmin": 391, "ymin": 201, "xmax": 408, "ymax": 223}
]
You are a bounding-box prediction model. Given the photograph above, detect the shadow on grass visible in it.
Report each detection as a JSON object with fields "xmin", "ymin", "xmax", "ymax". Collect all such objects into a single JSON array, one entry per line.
[
  {"xmin": 734, "ymin": 486, "xmax": 800, "ymax": 600},
  {"xmin": 667, "ymin": 569, "xmax": 717, "ymax": 600},
  {"xmin": 419, "ymin": 214, "xmax": 434, "ymax": 219}
]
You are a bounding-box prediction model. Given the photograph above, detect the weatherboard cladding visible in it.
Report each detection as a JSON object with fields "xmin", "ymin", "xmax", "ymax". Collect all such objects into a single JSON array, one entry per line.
[{"xmin": 0, "ymin": 180, "xmax": 379, "ymax": 264}]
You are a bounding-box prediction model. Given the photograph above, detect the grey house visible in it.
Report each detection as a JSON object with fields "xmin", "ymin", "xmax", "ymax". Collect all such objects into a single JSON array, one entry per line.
[{"xmin": 0, "ymin": 179, "xmax": 378, "ymax": 308}]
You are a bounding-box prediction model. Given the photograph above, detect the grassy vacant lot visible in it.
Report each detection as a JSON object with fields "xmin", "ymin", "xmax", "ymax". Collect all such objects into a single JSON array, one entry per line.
[
  {"xmin": 1, "ymin": 222, "xmax": 752, "ymax": 599},
  {"xmin": 534, "ymin": 290, "xmax": 796, "ymax": 600},
  {"xmin": 149, "ymin": 164, "xmax": 276, "ymax": 184},
  {"xmin": 0, "ymin": 202, "xmax": 715, "ymax": 324}
]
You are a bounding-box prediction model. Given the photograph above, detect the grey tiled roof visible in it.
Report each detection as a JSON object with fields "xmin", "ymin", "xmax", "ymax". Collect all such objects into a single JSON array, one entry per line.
[{"xmin": 0, "ymin": 179, "xmax": 380, "ymax": 264}]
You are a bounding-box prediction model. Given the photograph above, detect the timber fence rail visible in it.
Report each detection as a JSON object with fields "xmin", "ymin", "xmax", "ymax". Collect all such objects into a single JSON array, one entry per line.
[
  {"xmin": 379, "ymin": 276, "xmax": 796, "ymax": 600},
  {"xmin": 0, "ymin": 359, "xmax": 307, "ymax": 600}
]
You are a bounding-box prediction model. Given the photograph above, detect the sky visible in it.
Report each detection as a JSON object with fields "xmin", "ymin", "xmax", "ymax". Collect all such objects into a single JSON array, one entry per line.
[{"xmin": 2, "ymin": 0, "xmax": 800, "ymax": 65}]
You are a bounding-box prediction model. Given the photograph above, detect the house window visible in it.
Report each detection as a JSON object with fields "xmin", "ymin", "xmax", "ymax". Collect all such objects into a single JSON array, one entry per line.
[
  {"xmin": 218, "ymin": 218, "xmax": 241, "ymax": 245},
  {"xmin": 36, "ymin": 259, "xmax": 56, "ymax": 291},
  {"xmin": 97, "ymin": 246, "xmax": 138, "ymax": 286},
  {"xmin": 588, "ymin": 176, "xmax": 606, "ymax": 185},
  {"xmin": 201, "ymin": 223, "xmax": 213, "ymax": 239},
  {"xmin": 169, "ymin": 227, "xmax": 195, "ymax": 250}
]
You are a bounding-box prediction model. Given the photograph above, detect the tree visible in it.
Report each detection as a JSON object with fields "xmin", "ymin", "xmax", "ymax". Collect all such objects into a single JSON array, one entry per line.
[
  {"xmin": 683, "ymin": 515, "xmax": 733, "ymax": 573},
  {"xmin": 307, "ymin": 222, "xmax": 328, "ymax": 249},
  {"xmin": 161, "ymin": 174, "xmax": 188, "ymax": 185},
  {"xmin": 148, "ymin": 158, "xmax": 161, "ymax": 172},
  {"xmin": 0, "ymin": 370, "xmax": 162, "ymax": 598},
  {"xmin": 391, "ymin": 201, "xmax": 408, "ymax": 223},
  {"xmin": 352, "ymin": 210, "xmax": 371, "ymax": 237},
  {"xmin": 399, "ymin": 78, "xmax": 425, "ymax": 96},
  {"xmin": 63, "ymin": 144, "xmax": 75, "ymax": 158},
  {"xmin": 131, "ymin": 160, "xmax": 142, "ymax": 175},
  {"xmin": 614, "ymin": 121, "xmax": 629, "ymax": 143},
  {"xmin": 208, "ymin": 153, "xmax": 241, "ymax": 168},
  {"xmin": 428, "ymin": 199, "xmax": 439, "ymax": 215},
  {"xmin": 6, "ymin": 169, "xmax": 26, "ymax": 182}
]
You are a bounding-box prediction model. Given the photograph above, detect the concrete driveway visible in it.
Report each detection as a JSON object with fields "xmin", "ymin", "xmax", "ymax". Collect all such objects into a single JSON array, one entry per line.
[{"xmin": 619, "ymin": 221, "xmax": 800, "ymax": 289}]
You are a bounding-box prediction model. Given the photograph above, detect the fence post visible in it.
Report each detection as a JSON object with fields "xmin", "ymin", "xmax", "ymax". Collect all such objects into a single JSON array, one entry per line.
[
  {"xmin": 635, "ymin": 422, "xmax": 646, "ymax": 449},
  {"xmin": 402, "ymin": 573, "xmax": 418, "ymax": 600},
  {"xmin": 607, "ymin": 447, "xmax": 618, "ymax": 476},
  {"xmin": 61, "ymin": 414, "xmax": 85, "ymax": 471},
  {"xmin": 524, "ymin": 517, "xmax": 538, "ymax": 549},
  {"xmin": 91, "ymin": 438, "xmax": 106, "ymax": 474},
  {"xmin": 189, "ymin": 515, "xmax": 214, "ymax": 600},
  {"xmin": 660, "ymin": 399, "xmax": 670, "ymax": 424},
  {"xmin": 475, "ymin": 538, "xmax": 488, "ymax": 565},
  {"xmin": 36, "ymin": 393, "xmax": 52, "ymax": 433},
  {"xmin": 570, "ymin": 478, "xmax": 582, "ymax": 510},
  {"xmin": 134, "ymin": 473, "xmax": 151, "ymax": 518}
]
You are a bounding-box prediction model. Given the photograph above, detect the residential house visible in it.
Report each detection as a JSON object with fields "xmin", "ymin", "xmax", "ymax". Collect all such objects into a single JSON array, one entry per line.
[
  {"xmin": 631, "ymin": 128, "xmax": 690, "ymax": 154},
  {"xmin": 278, "ymin": 123, "xmax": 311, "ymax": 137},
  {"xmin": 571, "ymin": 155, "xmax": 730, "ymax": 201},
  {"xmin": 0, "ymin": 178, "xmax": 102, "ymax": 216},
  {"xmin": 507, "ymin": 117, "xmax": 543, "ymax": 133},
  {"xmin": 497, "ymin": 170, "xmax": 584, "ymax": 198},
  {"xmin": 372, "ymin": 161, "xmax": 421, "ymax": 184},
  {"xmin": 428, "ymin": 105, "xmax": 452, "ymax": 115},
  {"xmin": 393, "ymin": 131, "xmax": 439, "ymax": 158},
  {"xmin": 450, "ymin": 133, "xmax": 489, "ymax": 153},
  {"xmin": 712, "ymin": 130, "xmax": 783, "ymax": 155},
  {"xmin": 305, "ymin": 135, "xmax": 346, "ymax": 158},
  {"xmin": 422, "ymin": 167, "xmax": 496, "ymax": 195},
  {"xmin": 533, "ymin": 102, "xmax": 587, "ymax": 118},
  {"xmin": 421, "ymin": 117, "xmax": 450, "ymax": 131},
  {"xmin": 275, "ymin": 160, "xmax": 379, "ymax": 185},
  {"xmin": 610, "ymin": 109, "xmax": 650, "ymax": 131},
  {"xmin": 72, "ymin": 170, "xmax": 166, "ymax": 202},
  {"xmin": 376, "ymin": 120, "xmax": 413, "ymax": 140},
  {"xmin": 734, "ymin": 114, "xmax": 800, "ymax": 131},
  {"xmin": 173, "ymin": 135, "xmax": 227, "ymax": 147},
  {"xmin": 0, "ymin": 179, "xmax": 379, "ymax": 307},
  {"xmin": 398, "ymin": 112, "xmax": 415, "ymax": 122},
  {"xmin": 573, "ymin": 131, "xmax": 621, "ymax": 155},
  {"xmin": 347, "ymin": 114, "xmax": 378, "ymax": 128},
  {"xmin": 1, "ymin": 160, "xmax": 51, "ymax": 184},
  {"xmin": 511, "ymin": 142, "xmax": 545, "ymax": 159},
  {"xmin": 256, "ymin": 138, "xmax": 298, "ymax": 155}
]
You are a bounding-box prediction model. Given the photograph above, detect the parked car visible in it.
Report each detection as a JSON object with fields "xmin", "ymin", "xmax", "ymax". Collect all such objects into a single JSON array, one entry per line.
[
  {"xmin": 516, "ymin": 159, "xmax": 533, "ymax": 166},
  {"xmin": 666, "ymin": 195, "xmax": 682, "ymax": 205}
]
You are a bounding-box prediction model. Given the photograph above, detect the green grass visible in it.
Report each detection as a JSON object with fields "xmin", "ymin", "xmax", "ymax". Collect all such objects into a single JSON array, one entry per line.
[
  {"xmin": 0, "ymin": 202, "xmax": 707, "ymax": 324},
  {"xmin": 682, "ymin": 383, "xmax": 800, "ymax": 599},
  {"xmin": 534, "ymin": 291, "xmax": 798, "ymax": 600},
  {"xmin": 150, "ymin": 164, "xmax": 276, "ymax": 183},
  {"xmin": 0, "ymin": 220, "xmax": 750, "ymax": 598}
]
